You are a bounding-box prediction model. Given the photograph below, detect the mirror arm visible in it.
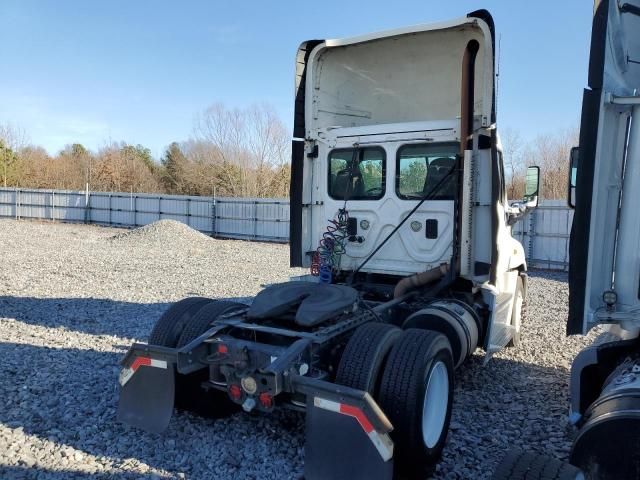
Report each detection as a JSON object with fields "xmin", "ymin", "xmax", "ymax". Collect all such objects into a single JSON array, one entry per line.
[{"xmin": 507, "ymin": 197, "xmax": 537, "ymax": 226}]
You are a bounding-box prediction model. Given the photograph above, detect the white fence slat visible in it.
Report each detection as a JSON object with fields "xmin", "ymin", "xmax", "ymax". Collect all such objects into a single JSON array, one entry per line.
[{"xmin": 0, "ymin": 187, "xmax": 290, "ymax": 243}]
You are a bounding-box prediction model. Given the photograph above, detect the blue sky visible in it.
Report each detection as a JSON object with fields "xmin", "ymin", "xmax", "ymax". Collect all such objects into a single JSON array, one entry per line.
[{"xmin": 0, "ymin": 1, "xmax": 592, "ymax": 158}]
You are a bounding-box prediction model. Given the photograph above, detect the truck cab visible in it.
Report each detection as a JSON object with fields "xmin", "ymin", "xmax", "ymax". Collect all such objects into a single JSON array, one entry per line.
[{"xmin": 290, "ymin": 11, "xmax": 539, "ymax": 353}]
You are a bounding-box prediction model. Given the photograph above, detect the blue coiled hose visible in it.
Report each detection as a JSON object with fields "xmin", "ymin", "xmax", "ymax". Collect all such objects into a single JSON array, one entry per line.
[{"xmin": 311, "ymin": 209, "xmax": 349, "ymax": 283}]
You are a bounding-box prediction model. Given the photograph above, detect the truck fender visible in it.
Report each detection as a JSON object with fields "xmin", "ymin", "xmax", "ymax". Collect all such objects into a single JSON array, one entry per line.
[{"xmin": 506, "ymin": 236, "xmax": 527, "ymax": 272}]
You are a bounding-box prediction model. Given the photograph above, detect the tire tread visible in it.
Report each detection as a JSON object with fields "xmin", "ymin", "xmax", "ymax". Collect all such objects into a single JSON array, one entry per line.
[
  {"xmin": 148, "ymin": 297, "xmax": 212, "ymax": 346},
  {"xmin": 335, "ymin": 322, "xmax": 401, "ymax": 393},
  {"xmin": 493, "ymin": 449, "xmax": 583, "ymax": 480},
  {"xmin": 378, "ymin": 329, "xmax": 453, "ymax": 479},
  {"xmin": 176, "ymin": 300, "xmax": 245, "ymax": 348}
]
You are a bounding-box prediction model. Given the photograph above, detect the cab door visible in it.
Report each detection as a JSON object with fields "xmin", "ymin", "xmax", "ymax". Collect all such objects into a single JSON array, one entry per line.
[
  {"xmin": 316, "ymin": 140, "xmax": 457, "ymax": 277},
  {"xmin": 568, "ymin": 0, "xmax": 640, "ymax": 334}
]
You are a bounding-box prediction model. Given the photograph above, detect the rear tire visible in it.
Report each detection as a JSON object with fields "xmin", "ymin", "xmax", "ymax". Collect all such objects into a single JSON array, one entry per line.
[
  {"xmin": 378, "ymin": 329, "xmax": 454, "ymax": 479},
  {"xmin": 176, "ymin": 300, "xmax": 245, "ymax": 348},
  {"xmin": 174, "ymin": 300, "xmax": 245, "ymax": 417},
  {"xmin": 335, "ymin": 322, "xmax": 401, "ymax": 394},
  {"xmin": 149, "ymin": 297, "xmax": 212, "ymax": 347},
  {"xmin": 493, "ymin": 449, "xmax": 585, "ymax": 480},
  {"xmin": 148, "ymin": 298, "xmax": 244, "ymax": 418}
]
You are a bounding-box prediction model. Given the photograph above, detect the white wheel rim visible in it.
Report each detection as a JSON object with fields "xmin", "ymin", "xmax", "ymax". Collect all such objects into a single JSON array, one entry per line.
[{"xmin": 421, "ymin": 361, "xmax": 449, "ymax": 449}]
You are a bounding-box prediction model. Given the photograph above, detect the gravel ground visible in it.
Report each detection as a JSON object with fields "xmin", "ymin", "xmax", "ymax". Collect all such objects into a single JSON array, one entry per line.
[{"xmin": 0, "ymin": 219, "xmax": 598, "ymax": 479}]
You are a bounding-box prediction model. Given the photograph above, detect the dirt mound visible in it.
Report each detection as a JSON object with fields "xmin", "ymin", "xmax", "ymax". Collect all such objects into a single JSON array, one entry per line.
[{"xmin": 109, "ymin": 219, "xmax": 212, "ymax": 247}]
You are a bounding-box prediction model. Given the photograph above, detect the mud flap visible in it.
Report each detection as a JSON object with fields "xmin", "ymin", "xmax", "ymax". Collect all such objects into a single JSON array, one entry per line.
[
  {"xmin": 116, "ymin": 344, "xmax": 177, "ymax": 434},
  {"xmin": 293, "ymin": 376, "xmax": 394, "ymax": 480}
]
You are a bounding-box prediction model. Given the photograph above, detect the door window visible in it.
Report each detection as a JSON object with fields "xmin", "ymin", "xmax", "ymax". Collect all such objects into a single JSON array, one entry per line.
[
  {"xmin": 328, "ymin": 147, "xmax": 385, "ymax": 200},
  {"xmin": 396, "ymin": 143, "xmax": 459, "ymax": 200}
]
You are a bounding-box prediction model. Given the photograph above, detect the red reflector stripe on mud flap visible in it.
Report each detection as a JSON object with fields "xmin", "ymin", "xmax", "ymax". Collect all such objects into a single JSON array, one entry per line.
[
  {"xmin": 313, "ymin": 397, "xmax": 394, "ymax": 462},
  {"xmin": 131, "ymin": 356, "xmax": 152, "ymax": 371},
  {"xmin": 119, "ymin": 356, "xmax": 168, "ymax": 387},
  {"xmin": 339, "ymin": 403, "xmax": 374, "ymax": 434}
]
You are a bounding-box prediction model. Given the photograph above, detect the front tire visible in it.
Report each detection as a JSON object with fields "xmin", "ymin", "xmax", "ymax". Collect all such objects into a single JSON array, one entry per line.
[
  {"xmin": 493, "ymin": 449, "xmax": 585, "ymax": 480},
  {"xmin": 378, "ymin": 329, "xmax": 454, "ymax": 479}
]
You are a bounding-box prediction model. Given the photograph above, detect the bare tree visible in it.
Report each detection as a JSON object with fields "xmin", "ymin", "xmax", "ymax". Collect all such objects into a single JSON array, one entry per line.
[
  {"xmin": 0, "ymin": 123, "xmax": 29, "ymax": 187},
  {"xmin": 0, "ymin": 123, "xmax": 29, "ymax": 151},
  {"xmin": 194, "ymin": 102, "xmax": 290, "ymax": 197},
  {"xmin": 501, "ymin": 128, "xmax": 526, "ymax": 200},
  {"xmin": 0, "ymin": 101, "xmax": 295, "ymax": 197},
  {"xmin": 522, "ymin": 127, "xmax": 578, "ymax": 200}
]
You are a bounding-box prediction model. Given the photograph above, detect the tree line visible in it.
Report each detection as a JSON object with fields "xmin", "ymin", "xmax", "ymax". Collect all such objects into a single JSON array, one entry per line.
[
  {"xmin": 501, "ymin": 126, "xmax": 578, "ymax": 202},
  {"xmin": 0, "ymin": 103, "xmax": 291, "ymax": 198},
  {"xmin": 0, "ymin": 102, "xmax": 577, "ymax": 201}
]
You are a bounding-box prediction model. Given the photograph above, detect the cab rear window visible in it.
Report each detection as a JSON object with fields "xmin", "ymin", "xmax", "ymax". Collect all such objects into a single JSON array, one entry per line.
[
  {"xmin": 396, "ymin": 143, "xmax": 459, "ymax": 200},
  {"xmin": 328, "ymin": 147, "xmax": 386, "ymax": 200}
]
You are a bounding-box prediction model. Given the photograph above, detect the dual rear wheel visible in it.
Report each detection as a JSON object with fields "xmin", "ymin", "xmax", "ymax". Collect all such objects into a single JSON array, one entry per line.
[
  {"xmin": 152, "ymin": 301, "xmax": 456, "ymax": 478},
  {"xmin": 149, "ymin": 297, "xmax": 245, "ymax": 417},
  {"xmin": 336, "ymin": 322, "xmax": 454, "ymax": 479}
]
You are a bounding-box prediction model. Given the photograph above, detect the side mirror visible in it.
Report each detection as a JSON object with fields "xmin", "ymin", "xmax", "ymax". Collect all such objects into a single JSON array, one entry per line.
[
  {"xmin": 523, "ymin": 166, "xmax": 540, "ymax": 207},
  {"xmin": 568, "ymin": 147, "xmax": 578, "ymax": 209}
]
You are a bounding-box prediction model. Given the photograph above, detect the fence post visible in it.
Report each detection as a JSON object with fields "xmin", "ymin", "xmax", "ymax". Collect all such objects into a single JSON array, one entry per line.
[
  {"xmin": 84, "ymin": 184, "xmax": 90, "ymax": 224},
  {"xmin": 51, "ymin": 190, "xmax": 54, "ymax": 222},
  {"xmin": 211, "ymin": 193, "xmax": 217, "ymax": 237},
  {"xmin": 253, "ymin": 200, "xmax": 258, "ymax": 240},
  {"xmin": 14, "ymin": 188, "xmax": 18, "ymax": 220}
]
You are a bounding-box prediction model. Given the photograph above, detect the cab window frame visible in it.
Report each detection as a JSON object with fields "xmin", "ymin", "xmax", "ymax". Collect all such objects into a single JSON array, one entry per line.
[
  {"xmin": 327, "ymin": 146, "xmax": 387, "ymax": 201},
  {"xmin": 395, "ymin": 142, "xmax": 460, "ymax": 201}
]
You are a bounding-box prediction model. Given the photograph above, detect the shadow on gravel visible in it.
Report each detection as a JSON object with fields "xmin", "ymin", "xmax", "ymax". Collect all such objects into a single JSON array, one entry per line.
[
  {"xmin": 0, "ymin": 295, "xmax": 253, "ymax": 341},
  {"xmin": 0, "ymin": 296, "xmax": 171, "ymax": 340},
  {"xmin": 0, "ymin": 464, "xmax": 163, "ymax": 480},
  {"xmin": 0, "ymin": 341, "xmax": 305, "ymax": 479}
]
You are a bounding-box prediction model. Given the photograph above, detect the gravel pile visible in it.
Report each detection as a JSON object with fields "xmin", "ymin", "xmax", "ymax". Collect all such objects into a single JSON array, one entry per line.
[
  {"xmin": 0, "ymin": 219, "xmax": 598, "ymax": 479},
  {"xmin": 109, "ymin": 220, "xmax": 213, "ymax": 248}
]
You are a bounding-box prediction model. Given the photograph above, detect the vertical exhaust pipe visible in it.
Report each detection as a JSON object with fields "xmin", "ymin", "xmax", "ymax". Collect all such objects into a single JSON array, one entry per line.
[
  {"xmin": 460, "ymin": 40, "xmax": 480, "ymax": 155},
  {"xmin": 456, "ymin": 40, "xmax": 480, "ymax": 274}
]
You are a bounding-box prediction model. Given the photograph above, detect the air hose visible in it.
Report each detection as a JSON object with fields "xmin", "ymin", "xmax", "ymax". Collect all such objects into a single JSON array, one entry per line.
[
  {"xmin": 310, "ymin": 209, "xmax": 350, "ymax": 283},
  {"xmin": 311, "ymin": 148, "xmax": 359, "ymax": 283}
]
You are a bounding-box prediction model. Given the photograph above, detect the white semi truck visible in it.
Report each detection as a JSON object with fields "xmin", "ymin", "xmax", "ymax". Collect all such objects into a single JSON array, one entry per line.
[
  {"xmin": 493, "ymin": 1, "xmax": 640, "ymax": 479},
  {"xmin": 565, "ymin": 0, "xmax": 640, "ymax": 478},
  {"xmin": 118, "ymin": 10, "xmax": 540, "ymax": 479}
]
